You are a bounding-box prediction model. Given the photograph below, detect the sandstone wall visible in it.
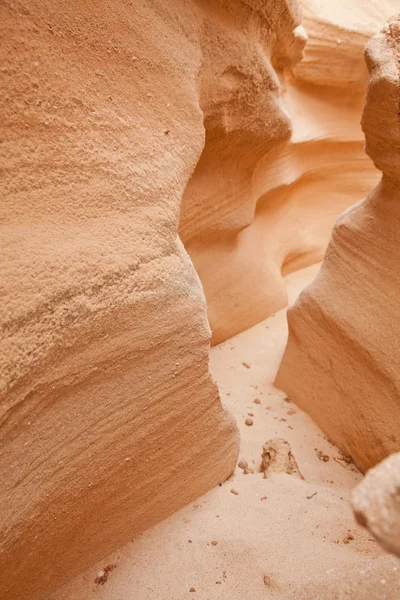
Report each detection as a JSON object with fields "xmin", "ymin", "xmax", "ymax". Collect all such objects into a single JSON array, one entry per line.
[
  {"xmin": 0, "ymin": 1, "xmax": 241, "ymax": 599},
  {"xmin": 276, "ymin": 16, "xmax": 400, "ymax": 472},
  {"xmin": 179, "ymin": 0, "xmax": 397, "ymax": 345}
]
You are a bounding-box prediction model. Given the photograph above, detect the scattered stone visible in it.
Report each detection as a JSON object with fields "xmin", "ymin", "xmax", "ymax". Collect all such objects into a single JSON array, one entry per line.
[
  {"xmin": 261, "ymin": 439, "xmax": 304, "ymax": 479},
  {"xmin": 189, "ymin": 587, "xmax": 196, "ymax": 593},
  {"xmin": 242, "ymin": 361, "xmax": 251, "ymax": 369},
  {"xmin": 261, "ymin": 496, "xmax": 268, "ymax": 501},
  {"xmin": 211, "ymin": 540, "xmax": 218, "ymax": 546},
  {"xmin": 231, "ymin": 488, "xmax": 239, "ymax": 495},
  {"xmin": 95, "ymin": 564, "xmax": 117, "ymax": 585},
  {"xmin": 334, "ymin": 451, "xmax": 353, "ymax": 468},
  {"xmin": 248, "ymin": 412, "xmax": 254, "ymax": 417},
  {"xmin": 316, "ymin": 449, "xmax": 330, "ymax": 462},
  {"xmin": 254, "ymin": 398, "xmax": 261, "ymax": 404},
  {"xmin": 339, "ymin": 451, "xmax": 352, "ymax": 464},
  {"xmin": 216, "ymin": 580, "xmax": 222, "ymax": 584},
  {"xmin": 245, "ymin": 418, "xmax": 254, "ymax": 426},
  {"xmin": 263, "ymin": 575, "xmax": 272, "ymax": 587},
  {"xmin": 238, "ymin": 459, "xmax": 248, "ymax": 470},
  {"xmin": 343, "ymin": 533, "xmax": 355, "ymax": 544}
]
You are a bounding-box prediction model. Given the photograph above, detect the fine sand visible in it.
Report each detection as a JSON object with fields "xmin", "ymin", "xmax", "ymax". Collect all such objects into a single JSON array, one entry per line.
[{"xmin": 50, "ymin": 265, "xmax": 398, "ymax": 599}]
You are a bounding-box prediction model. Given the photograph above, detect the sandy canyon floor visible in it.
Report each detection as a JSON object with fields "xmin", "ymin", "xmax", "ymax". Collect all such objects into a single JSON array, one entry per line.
[{"xmin": 50, "ymin": 265, "xmax": 399, "ymax": 600}]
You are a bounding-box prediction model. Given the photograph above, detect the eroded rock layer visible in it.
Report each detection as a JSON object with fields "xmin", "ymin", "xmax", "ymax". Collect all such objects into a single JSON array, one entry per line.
[
  {"xmin": 0, "ymin": 2, "xmax": 240, "ymax": 599},
  {"xmin": 276, "ymin": 16, "xmax": 400, "ymax": 472},
  {"xmin": 179, "ymin": 0, "xmax": 397, "ymax": 345}
]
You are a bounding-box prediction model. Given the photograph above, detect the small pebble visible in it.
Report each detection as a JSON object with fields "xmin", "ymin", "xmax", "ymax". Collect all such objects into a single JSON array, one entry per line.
[
  {"xmin": 316, "ymin": 449, "xmax": 330, "ymax": 462},
  {"xmin": 263, "ymin": 575, "xmax": 272, "ymax": 587},
  {"xmin": 242, "ymin": 361, "xmax": 251, "ymax": 369},
  {"xmin": 211, "ymin": 540, "xmax": 218, "ymax": 546},
  {"xmin": 244, "ymin": 467, "xmax": 254, "ymax": 474},
  {"xmin": 261, "ymin": 496, "xmax": 268, "ymax": 501},
  {"xmin": 245, "ymin": 418, "xmax": 253, "ymax": 426},
  {"xmin": 254, "ymin": 398, "xmax": 261, "ymax": 404},
  {"xmin": 238, "ymin": 459, "xmax": 248, "ymax": 469},
  {"xmin": 248, "ymin": 412, "xmax": 254, "ymax": 417},
  {"xmin": 287, "ymin": 409, "xmax": 296, "ymax": 416},
  {"xmin": 189, "ymin": 587, "xmax": 196, "ymax": 593},
  {"xmin": 231, "ymin": 488, "xmax": 239, "ymax": 495}
]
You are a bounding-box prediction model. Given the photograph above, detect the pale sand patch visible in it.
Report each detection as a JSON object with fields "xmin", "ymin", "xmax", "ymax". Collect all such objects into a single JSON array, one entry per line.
[{"xmin": 50, "ymin": 264, "xmax": 397, "ymax": 599}]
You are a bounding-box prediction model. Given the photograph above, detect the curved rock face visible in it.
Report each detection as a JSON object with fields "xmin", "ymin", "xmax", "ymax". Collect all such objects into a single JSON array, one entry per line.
[
  {"xmin": 276, "ymin": 16, "xmax": 400, "ymax": 472},
  {"xmin": 0, "ymin": 2, "xmax": 240, "ymax": 599},
  {"xmin": 179, "ymin": 0, "xmax": 396, "ymax": 345},
  {"xmin": 2, "ymin": 1, "xmax": 399, "ymax": 598}
]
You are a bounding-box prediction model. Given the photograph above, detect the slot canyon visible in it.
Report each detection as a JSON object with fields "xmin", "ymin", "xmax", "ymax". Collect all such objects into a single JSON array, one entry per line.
[{"xmin": 1, "ymin": 0, "xmax": 400, "ymax": 599}]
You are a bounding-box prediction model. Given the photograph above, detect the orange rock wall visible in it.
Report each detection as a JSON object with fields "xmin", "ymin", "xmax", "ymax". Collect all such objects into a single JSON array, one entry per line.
[
  {"xmin": 0, "ymin": 1, "xmax": 240, "ymax": 599},
  {"xmin": 180, "ymin": 0, "xmax": 397, "ymax": 344},
  {"xmin": 276, "ymin": 15, "xmax": 400, "ymax": 472}
]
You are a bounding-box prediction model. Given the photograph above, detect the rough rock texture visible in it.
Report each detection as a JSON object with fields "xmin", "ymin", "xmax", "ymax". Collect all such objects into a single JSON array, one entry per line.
[
  {"xmin": 0, "ymin": 2, "xmax": 240, "ymax": 599},
  {"xmin": 179, "ymin": 0, "xmax": 397, "ymax": 345},
  {"xmin": 353, "ymin": 452, "xmax": 400, "ymax": 557},
  {"xmin": 261, "ymin": 438, "xmax": 304, "ymax": 479},
  {"xmin": 276, "ymin": 16, "xmax": 400, "ymax": 472}
]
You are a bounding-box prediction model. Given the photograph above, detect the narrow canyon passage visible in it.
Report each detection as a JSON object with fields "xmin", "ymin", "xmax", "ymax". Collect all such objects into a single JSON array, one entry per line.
[
  {"xmin": 50, "ymin": 265, "xmax": 400, "ymax": 599},
  {"xmin": 2, "ymin": 1, "xmax": 400, "ymax": 598}
]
